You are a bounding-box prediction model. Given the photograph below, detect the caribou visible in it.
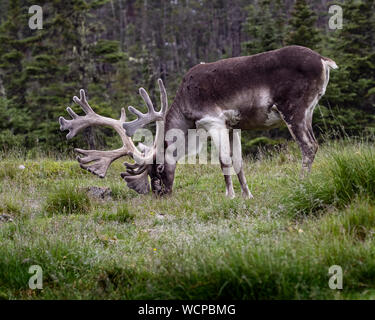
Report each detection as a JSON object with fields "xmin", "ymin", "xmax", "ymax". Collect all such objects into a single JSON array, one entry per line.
[{"xmin": 59, "ymin": 45, "xmax": 337, "ymax": 198}]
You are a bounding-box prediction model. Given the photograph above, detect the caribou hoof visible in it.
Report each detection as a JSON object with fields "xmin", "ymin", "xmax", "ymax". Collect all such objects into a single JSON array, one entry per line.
[{"xmin": 242, "ymin": 192, "xmax": 254, "ymax": 199}]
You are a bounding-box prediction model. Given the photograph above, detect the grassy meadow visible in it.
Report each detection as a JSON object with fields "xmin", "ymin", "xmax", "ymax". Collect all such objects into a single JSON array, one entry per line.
[{"xmin": 0, "ymin": 139, "xmax": 375, "ymax": 299}]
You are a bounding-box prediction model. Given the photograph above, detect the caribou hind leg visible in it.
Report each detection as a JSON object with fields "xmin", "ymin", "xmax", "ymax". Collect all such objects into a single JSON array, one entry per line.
[
  {"xmin": 277, "ymin": 57, "xmax": 333, "ymax": 176},
  {"xmin": 275, "ymin": 104, "xmax": 319, "ymax": 177}
]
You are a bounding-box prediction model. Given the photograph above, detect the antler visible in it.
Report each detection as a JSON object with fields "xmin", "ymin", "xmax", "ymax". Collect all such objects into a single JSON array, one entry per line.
[{"xmin": 59, "ymin": 89, "xmax": 142, "ymax": 178}]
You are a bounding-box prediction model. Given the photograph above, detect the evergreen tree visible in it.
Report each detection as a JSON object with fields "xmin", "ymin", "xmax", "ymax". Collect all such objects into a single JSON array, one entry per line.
[
  {"xmin": 336, "ymin": 0, "xmax": 375, "ymax": 111},
  {"xmin": 285, "ymin": 0, "xmax": 320, "ymax": 49},
  {"xmin": 243, "ymin": 0, "xmax": 286, "ymax": 55},
  {"xmin": 0, "ymin": 0, "xmax": 36, "ymax": 148}
]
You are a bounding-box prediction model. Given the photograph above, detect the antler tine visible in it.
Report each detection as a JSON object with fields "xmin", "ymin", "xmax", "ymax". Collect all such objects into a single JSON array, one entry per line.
[
  {"xmin": 59, "ymin": 89, "xmax": 95, "ymax": 139},
  {"xmin": 123, "ymin": 80, "xmax": 167, "ymax": 137},
  {"xmin": 158, "ymin": 78, "xmax": 168, "ymax": 114},
  {"xmin": 120, "ymin": 107, "xmax": 126, "ymax": 122},
  {"xmin": 139, "ymin": 87, "xmax": 157, "ymax": 115},
  {"xmin": 73, "ymin": 89, "xmax": 94, "ymax": 114}
]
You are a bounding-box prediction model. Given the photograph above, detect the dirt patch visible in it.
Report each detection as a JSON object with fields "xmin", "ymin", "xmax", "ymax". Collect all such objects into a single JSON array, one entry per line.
[{"xmin": 82, "ymin": 186, "xmax": 112, "ymax": 201}]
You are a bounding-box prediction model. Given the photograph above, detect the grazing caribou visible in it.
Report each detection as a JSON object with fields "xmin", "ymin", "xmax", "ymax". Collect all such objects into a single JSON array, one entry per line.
[{"xmin": 60, "ymin": 46, "xmax": 337, "ymax": 198}]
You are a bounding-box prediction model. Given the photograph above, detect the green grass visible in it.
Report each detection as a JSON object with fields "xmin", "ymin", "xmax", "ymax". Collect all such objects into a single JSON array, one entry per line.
[
  {"xmin": 0, "ymin": 139, "xmax": 375, "ymax": 299},
  {"xmin": 44, "ymin": 182, "xmax": 91, "ymax": 216}
]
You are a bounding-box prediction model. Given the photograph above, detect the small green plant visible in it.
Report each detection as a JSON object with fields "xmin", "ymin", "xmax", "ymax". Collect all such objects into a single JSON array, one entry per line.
[
  {"xmin": 97, "ymin": 205, "xmax": 135, "ymax": 223},
  {"xmin": 0, "ymin": 199, "xmax": 22, "ymax": 215},
  {"xmin": 0, "ymin": 163, "xmax": 19, "ymax": 180},
  {"xmin": 44, "ymin": 183, "xmax": 91, "ymax": 215},
  {"xmin": 115, "ymin": 205, "xmax": 135, "ymax": 223},
  {"xmin": 330, "ymin": 149, "xmax": 375, "ymax": 204}
]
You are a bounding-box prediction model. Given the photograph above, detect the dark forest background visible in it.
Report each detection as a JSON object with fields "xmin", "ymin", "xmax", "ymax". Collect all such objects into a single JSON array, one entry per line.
[{"xmin": 0, "ymin": 0, "xmax": 374, "ymax": 155}]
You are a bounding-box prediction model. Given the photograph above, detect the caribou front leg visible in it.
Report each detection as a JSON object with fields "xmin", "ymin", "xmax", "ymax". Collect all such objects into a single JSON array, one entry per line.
[
  {"xmin": 197, "ymin": 118, "xmax": 235, "ymax": 198},
  {"xmin": 230, "ymin": 130, "xmax": 253, "ymax": 199},
  {"xmin": 214, "ymin": 128, "xmax": 236, "ymax": 198}
]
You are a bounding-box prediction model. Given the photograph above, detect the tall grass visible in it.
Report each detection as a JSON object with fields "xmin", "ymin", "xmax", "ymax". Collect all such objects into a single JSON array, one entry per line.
[
  {"xmin": 44, "ymin": 182, "xmax": 91, "ymax": 215},
  {"xmin": 280, "ymin": 141, "xmax": 375, "ymax": 216}
]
